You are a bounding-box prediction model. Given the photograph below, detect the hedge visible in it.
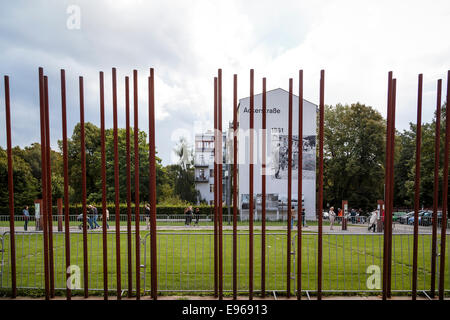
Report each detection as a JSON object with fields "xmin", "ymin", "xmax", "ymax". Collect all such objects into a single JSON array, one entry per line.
[{"xmin": 0, "ymin": 205, "xmax": 232, "ymax": 217}]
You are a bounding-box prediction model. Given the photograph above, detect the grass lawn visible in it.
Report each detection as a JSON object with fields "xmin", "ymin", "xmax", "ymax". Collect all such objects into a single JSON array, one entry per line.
[
  {"xmin": 0, "ymin": 217, "xmax": 366, "ymax": 229},
  {"xmin": 0, "ymin": 230, "xmax": 449, "ymax": 296}
]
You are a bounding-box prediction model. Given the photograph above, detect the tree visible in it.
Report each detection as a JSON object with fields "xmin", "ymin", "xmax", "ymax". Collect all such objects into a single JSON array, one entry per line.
[
  {"xmin": 61, "ymin": 122, "xmax": 166, "ymax": 204},
  {"xmin": 397, "ymin": 103, "xmax": 449, "ymax": 210},
  {"xmin": 0, "ymin": 147, "xmax": 39, "ymax": 208},
  {"xmin": 323, "ymin": 103, "xmax": 385, "ymax": 211},
  {"xmin": 168, "ymin": 137, "xmax": 199, "ymax": 203}
]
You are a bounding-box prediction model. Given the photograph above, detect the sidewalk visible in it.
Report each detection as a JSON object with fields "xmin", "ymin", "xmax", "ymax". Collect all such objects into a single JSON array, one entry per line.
[{"xmin": 2, "ymin": 223, "xmax": 448, "ymax": 234}]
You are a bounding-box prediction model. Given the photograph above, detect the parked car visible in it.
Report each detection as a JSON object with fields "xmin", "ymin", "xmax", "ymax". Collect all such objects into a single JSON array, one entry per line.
[
  {"xmin": 398, "ymin": 211, "xmax": 414, "ymax": 224},
  {"xmin": 407, "ymin": 211, "xmax": 434, "ymax": 226},
  {"xmin": 407, "ymin": 211, "xmax": 425, "ymax": 225},
  {"xmin": 419, "ymin": 211, "xmax": 433, "ymax": 226},
  {"xmin": 392, "ymin": 211, "xmax": 407, "ymax": 223}
]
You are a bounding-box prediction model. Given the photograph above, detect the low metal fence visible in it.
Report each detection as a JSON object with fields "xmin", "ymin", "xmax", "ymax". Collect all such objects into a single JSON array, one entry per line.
[
  {"xmin": 7, "ymin": 214, "xmax": 442, "ymax": 230},
  {"xmin": 1, "ymin": 231, "xmax": 448, "ymax": 295}
]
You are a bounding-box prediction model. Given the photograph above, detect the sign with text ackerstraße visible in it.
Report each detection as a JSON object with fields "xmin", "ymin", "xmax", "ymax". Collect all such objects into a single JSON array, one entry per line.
[{"xmin": 238, "ymin": 88, "xmax": 317, "ymax": 220}]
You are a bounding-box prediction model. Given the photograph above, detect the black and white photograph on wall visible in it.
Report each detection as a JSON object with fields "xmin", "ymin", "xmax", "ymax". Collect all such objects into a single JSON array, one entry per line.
[{"xmin": 271, "ymin": 133, "xmax": 316, "ymax": 180}]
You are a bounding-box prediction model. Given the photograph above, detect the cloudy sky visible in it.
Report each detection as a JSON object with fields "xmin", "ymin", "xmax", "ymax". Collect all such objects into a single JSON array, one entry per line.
[{"xmin": 0, "ymin": 0, "xmax": 449, "ymax": 165}]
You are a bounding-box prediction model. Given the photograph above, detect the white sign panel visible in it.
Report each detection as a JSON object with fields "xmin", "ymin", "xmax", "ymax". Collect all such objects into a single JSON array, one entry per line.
[{"xmin": 237, "ymin": 88, "xmax": 317, "ymax": 220}]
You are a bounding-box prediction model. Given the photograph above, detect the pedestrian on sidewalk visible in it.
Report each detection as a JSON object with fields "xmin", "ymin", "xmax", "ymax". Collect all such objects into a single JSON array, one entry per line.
[
  {"xmin": 105, "ymin": 208, "xmax": 110, "ymax": 229},
  {"xmin": 92, "ymin": 205, "xmax": 100, "ymax": 229},
  {"xmin": 368, "ymin": 210, "xmax": 378, "ymax": 232},
  {"xmin": 194, "ymin": 207, "xmax": 200, "ymax": 226},
  {"xmin": 87, "ymin": 205, "xmax": 94, "ymax": 229},
  {"xmin": 184, "ymin": 207, "xmax": 189, "ymax": 226},
  {"xmin": 302, "ymin": 207, "xmax": 307, "ymax": 227},
  {"xmin": 23, "ymin": 206, "xmax": 30, "ymax": 231},
  {"xmin": 329, "ymin": 206, "xmax": 336, "ymax": 230},
  {"xmin": 145, "ymin": 203, "xmax": 151, "ymax": 230}
]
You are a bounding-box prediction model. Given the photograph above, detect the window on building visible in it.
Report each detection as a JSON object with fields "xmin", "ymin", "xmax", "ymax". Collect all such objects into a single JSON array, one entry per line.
[
  {"xmin": 210, "ymin": 169, "xmax": 214, "ymax": 177},
  {"xmin": 210, "ymin": 184, "xmax": 214, "ymax": 193}
]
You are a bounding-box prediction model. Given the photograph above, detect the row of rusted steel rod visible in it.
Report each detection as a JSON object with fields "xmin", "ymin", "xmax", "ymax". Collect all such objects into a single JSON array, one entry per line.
[
  {"xmin": 4, "ymin": 75, "xmax": 16, "ymax": 298},
  {"xmin": 2, "ymin": 67, "xmax": 158, "ymax": 300},
  {"xmin": 412, "ymin": 74, "xmax": 423, "ymax": 300},
  {"xmin": 215, "ymin": 69, "xmax": 320, "ymax": 299},
  {"xmin": 381, "ymin": 71, "xmax": 450, "ymax": 300},
  {"xmin": 383, "ymin": 72, "xmax": 393, "ymax": 300},
  {"xmin": 3, "ymin": 68, "xmax": 449, "ymax": 299},
  {"xmin": 438, "ymin": 71, "xmax": 450, "ymax": 300}
]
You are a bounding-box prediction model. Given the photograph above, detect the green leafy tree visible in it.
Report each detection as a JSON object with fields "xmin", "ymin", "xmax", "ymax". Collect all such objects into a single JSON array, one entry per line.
[
  {"xmin": 323, "ymin": 103, "xmax": 385, "ymax": 211},
  {"xmin": 0, "ymin": 147, "xmax": 39, "ymax": 208},
  {"xmin": 168, "ymin": 137, "xmax": 199, "ymax": 203}
]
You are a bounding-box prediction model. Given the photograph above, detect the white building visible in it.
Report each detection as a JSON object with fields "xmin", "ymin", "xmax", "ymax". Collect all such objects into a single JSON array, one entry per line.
[
  {"xmin": 194, "ymin": 130, "xmax": 227, "ymax": 204},
  {"xmin": 195, "ymin": 88, "xmax": 317, "ymax": 221},
  {"xmin": 237, "ymin": 88, "xmax": 317, "ymax": 221}
]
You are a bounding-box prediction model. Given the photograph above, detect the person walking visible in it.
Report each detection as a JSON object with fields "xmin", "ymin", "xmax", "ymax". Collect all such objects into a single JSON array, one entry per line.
[
  {"xmin": 144, "ymin": 203, "xmax": 151, "ymax": 230},
  {"xmin": 350, "ymin": 208, "xmax": 356, "ymax": 224},
  {"xmin": 291, "ymin": 205, "xmax": 296, "ymax": 230},
  {"xmin": 184, "ymin": 207, "xmax": 189, "ymax": 226},
  {"xmin": 329, "ymin": 206, "xmax": 336, "ymax": 230},
  {"xmin": 87, "ymin": 205, "xmax": 94, "ymax": 229},
  {"xmin": 194, "ymin": 207, "xmax": 200, "ymax": 226},
  {"xmin": 23, "ymin": 206, "xmax": 30, "ymax": 231},
  {"xmin": 187, "ymin": 206, "xmax": 194, "ymax": 226},
  {"xmin": 368, "ymin": 210, "xmax": 378, "ymax": 232},
  {"xmin": 105, "ymin": 208, "xmax": 110, "ymax": 229},
  {"xmin": 92, "ymin": 205, "xmax": 100, "ymax": 229},
  {"xmin": 302, "ymin": 207, "xmax": 308, "ymax": 227}
]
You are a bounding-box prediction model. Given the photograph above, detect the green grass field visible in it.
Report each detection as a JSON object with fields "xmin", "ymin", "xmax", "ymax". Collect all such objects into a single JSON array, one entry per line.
[
  {"xmin": 0, "ymin": 217, "xmax": 366, "ymax": 229},
  {"xmin": 0, "ymin": 230, "xmax": 449, "ymax": 296}
]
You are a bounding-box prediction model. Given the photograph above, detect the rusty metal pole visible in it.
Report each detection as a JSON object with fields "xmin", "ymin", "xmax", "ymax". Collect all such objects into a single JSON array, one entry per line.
[
  {"xmin": 133, "ymin": 70, "xmax": 141, "ymax": 300},
  {"xmin": 125, "ymin": 76, "xmax": 133, "ymax": 298},
  {"xmin": 213, "ymin": 76, "xmax": 218, "ymax": 298},
  {"xmin": 297, "ymin": 70, "xmax": 303, "ymax": 300},
  {"xmin": 382, "ymin": 72, "xmax": 393, "ymax": 300},
  {"xmin": 60, "ymin": 69, "xmax": 71, "ymax": 300},
  {"xmin": 218, "ymin": 69, "xmax": 223, "ymax": 300},
  {"xmin": 44, "ymin": 76, "xmax": 55, "ymax": 298},
  {"xmin": 261, "ymin": 77, "xmax": 267, "ymax": 298},
  {"xmin": 232, "ymin": 75, "xmax": 240, "ymax": 294},
  {"xmin": 99, "ymin": 71, "xmax": 108, "ymax": 300},
  {"xmin": 57, "ymin": 198, "xmax": 63, "ymax": 232},
  {"xmin": 38, "ymin": 67, "xmax": 50, "ymax": 300},
  {"xmin": 249, "ymin": 69, "xmax": 254, "ymax": 300},
  {"xmin": 149, "ymin": 68, "xmax": 158, "ymax": 300},
  {"xmin": 287, "ymin": 78, "xmax": 293, "ymax": 298},
  {"xmin": 387, "ymin": 79, "xmax": 397, "ymax": 298},
  {"xmin": 79, "ymin": 76, "xmax": 89, "ymax": 298},
  {"xmin": 112, "ymin": 68, "xmax": 121, "ymax": 299},
  {"xmin": 412, "ymin": 74, "xmax": 423, "ymax": 300},
  {"xmin": 439, "ymin": 70, "xmax": 450, "ymax": 300},
  {"xmin": 4, "ymin": 75, "xmax": 17, "ymax": 298},
  {"xmin": 430, "ymin": 79, "xmax": 442, "ymax": 298},
  {"xmin": 317, "ymin": 70, "xmax": 325, "ymax": 300}
]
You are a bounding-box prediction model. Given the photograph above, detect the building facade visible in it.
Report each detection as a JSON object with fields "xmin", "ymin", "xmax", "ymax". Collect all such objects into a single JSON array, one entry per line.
[
  {"xmin": 237, "ymin": 88, "xmax": 317, "ymax": 221},
  {"xmin": 194, "ymin": 130, "xmax": 228, "ymax": 204},
  {"xmin": 195, "ymin": 88, "xmax": 317, "ymax": 221}
]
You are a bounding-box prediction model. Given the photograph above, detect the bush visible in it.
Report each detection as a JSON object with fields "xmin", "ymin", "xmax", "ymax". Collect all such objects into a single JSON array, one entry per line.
[{"xmin": 0, "ymin": 204, "xmax": 230, "ymax": 218}]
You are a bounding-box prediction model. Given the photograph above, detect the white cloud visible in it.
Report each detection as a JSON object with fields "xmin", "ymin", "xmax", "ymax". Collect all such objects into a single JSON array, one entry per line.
[{"xmin": 0, "ymin": 0, "xmax": 449, "ymax": 164}]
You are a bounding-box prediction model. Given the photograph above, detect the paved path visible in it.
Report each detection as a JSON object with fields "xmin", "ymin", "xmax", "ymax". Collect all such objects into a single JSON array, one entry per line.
[{"xmin": 2, "ymin": 223, "xmax": 448, "ymax": 234}]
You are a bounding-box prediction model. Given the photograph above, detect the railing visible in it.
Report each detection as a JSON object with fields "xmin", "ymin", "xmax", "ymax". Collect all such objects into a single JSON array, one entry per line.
[
  {"xmin": 194, "ymin": 175, "xmax": 209, "ymax": 182},
  {"xmin": 1, "ymin": 231, "xmax": 449, "ymax": 295},
  {"xmin": 194, "ymin": 161, "xmax": 211, "ymax": 167},
  {"xmin": 2, "ymin": 214, "xmax": 449, "ymax": 233}
]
